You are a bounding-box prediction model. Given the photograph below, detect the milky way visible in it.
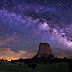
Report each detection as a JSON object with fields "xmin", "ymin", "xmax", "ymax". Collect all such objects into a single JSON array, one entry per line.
[{"xmin": 0, "ymin": 0, "xmax": 72, "ymax": 60}]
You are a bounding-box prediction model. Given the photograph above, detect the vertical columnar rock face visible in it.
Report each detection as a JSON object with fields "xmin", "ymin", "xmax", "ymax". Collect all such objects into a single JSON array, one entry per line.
[
  {"xmin": 34, "ymin": 43, "xmax": 54, "ymax": 58},
  {"xmin": 38, "ymin": 43, "xmax": 52, "ymax": 55}
]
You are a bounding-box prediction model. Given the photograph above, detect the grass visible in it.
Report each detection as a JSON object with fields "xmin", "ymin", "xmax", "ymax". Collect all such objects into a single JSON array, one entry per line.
[{"xmin": 0, "ymin": 62, "xmax": 69, "ymax": 72}]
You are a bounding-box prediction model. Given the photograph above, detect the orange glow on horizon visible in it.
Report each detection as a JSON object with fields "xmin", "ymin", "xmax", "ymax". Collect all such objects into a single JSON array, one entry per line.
[{"xmin": 0, "ymin": 57, "xmax": 19, "ymax": 61}]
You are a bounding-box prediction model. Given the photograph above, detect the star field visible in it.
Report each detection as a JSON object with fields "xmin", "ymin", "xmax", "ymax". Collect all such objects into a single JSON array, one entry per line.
[{"xmin": 0, "ymin": 0, "xmax": 72, "ymax": 60}]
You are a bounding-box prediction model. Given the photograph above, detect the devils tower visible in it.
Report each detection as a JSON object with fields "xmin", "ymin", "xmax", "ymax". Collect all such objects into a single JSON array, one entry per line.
[{"xmin": 33, "ymin": 43, "xmax": 54, "ymax": 58}]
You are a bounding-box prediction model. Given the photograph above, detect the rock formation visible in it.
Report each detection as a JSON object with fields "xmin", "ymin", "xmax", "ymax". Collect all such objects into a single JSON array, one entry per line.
[{"xmin": 34, "ymin": 43, "xmax": 54, "ymax": 58}]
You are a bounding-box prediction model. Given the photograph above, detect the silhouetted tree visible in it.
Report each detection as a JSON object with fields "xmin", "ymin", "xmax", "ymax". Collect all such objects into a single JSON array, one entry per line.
[
  {"xmin": 28, "ymin": 63, "xmax": 37, "ymax": 69},
  {"xmin": 19, "ymin": 63, "xmax": 21, "ymax": 66},
  {"xmin": 64, "ymin": 57, "xmax": 67, "ymax": 59},
  {"xmin": 1, "ymin": 59, "xmax": 4, "ymax": 62},
  {"xmin": 11, "ymin": 60, "xmax": 14, "ymax": 63}
]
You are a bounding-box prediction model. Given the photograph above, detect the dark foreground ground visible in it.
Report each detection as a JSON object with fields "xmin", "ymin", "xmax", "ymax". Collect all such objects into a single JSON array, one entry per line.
[{"xmin": 0, "ymin": 62, "xmax": 69, "ymax": 72}]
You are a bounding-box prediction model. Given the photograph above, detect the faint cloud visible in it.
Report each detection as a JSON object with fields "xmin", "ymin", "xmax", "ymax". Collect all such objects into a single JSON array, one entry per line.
[
  {"xmin": 0, "ymin": 48, "xmax": 36, "ymax": 61},
  {"xmin": 0, "ymin": 35, "xmax": 20, "ymax": 47}
]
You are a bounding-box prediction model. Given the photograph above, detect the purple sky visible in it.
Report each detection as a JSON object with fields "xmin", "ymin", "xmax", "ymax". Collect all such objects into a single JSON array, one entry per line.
[{"xmin": 0, "ymin": 0, "xmax": 72, "ymax": 60}]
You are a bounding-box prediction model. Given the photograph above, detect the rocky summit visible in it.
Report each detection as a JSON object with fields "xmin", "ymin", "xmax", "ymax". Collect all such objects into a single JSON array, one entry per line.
[{"xmin": 34, "ymin": 43, "xmax": 54, "ymax": 58}]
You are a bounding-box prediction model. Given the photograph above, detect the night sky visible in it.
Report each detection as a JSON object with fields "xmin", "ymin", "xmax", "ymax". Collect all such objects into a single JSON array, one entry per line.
[{"xmin": 0, "ymin": 0, "xmax": 72, "ymax": 61}]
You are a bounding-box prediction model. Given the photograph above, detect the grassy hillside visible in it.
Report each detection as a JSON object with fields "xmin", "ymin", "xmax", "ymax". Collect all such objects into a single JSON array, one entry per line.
[{"xmin": 0, "ymin": 62, "xmax": 69, "ymax": 72}]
